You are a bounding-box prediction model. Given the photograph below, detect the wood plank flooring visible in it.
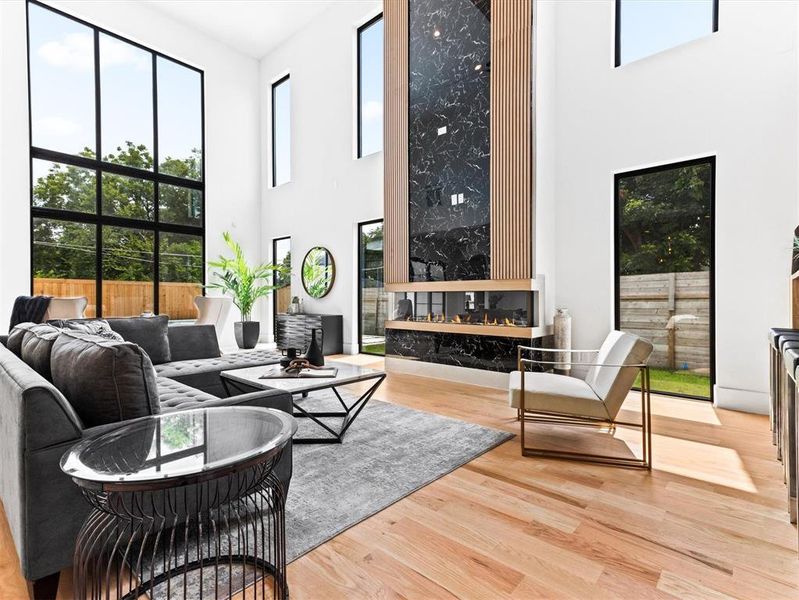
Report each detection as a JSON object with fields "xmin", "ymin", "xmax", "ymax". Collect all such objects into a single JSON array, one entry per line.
[{"xmin": 1, "ymin": 355, "xmax": 796, "ymax": 599}]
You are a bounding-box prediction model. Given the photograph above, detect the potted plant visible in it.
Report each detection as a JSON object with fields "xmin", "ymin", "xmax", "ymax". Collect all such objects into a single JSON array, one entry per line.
[{"xmin": 207, "ymin": 231, "xmax": 287, "ymax": 349}]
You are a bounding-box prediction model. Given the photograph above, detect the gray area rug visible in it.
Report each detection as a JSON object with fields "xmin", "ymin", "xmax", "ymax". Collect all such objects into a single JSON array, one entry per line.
[
  {"xmin": 138, "ymin": 391, "xmax": 512, "ymax": 598},
  {"xmin": 286, "ymin": 391, "xmax": 514, "ymax": 562}
]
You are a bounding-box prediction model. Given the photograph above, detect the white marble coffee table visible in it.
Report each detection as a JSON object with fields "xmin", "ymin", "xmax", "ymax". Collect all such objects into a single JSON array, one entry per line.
[{"xmin": 220, "ymin": 361, "xmax": 386, "ymax": 444}]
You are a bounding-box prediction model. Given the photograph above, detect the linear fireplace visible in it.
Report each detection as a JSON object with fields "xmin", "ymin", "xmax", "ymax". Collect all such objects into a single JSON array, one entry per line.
[{"xmin": 391, "ymin": 290, "xmax": 536, "ymax": 329}]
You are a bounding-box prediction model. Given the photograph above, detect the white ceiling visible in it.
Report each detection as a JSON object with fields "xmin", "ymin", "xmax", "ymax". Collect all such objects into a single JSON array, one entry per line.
[{"xmin": 142, "ymin": 0, "xmax": 335, "ymax": 59}]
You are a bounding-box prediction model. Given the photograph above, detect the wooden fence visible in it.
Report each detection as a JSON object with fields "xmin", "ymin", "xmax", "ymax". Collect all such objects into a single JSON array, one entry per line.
[
  {"xmin": 361, "ymin": 287, "xmax": 389, "ymax": 336},
  {"xmin": 619, "ymin": 271, "xmax": 710, "ymax": 372},
  {"xmin": 34, "ymin": 278, "xmax": 202, "ymax": 320}
]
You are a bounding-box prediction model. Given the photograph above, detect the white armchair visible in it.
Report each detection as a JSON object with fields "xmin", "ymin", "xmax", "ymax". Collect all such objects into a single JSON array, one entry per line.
[
  {"xmin": 43, "ymin": 296, "xmax": 88, "ymax": 321},
  {"xmin": 511, "ymin": 330, "xmax": 654, "ymax": 469},
  {"xmin": 194, "ymin": 296, "xmax": 232, "ymax": 340}
]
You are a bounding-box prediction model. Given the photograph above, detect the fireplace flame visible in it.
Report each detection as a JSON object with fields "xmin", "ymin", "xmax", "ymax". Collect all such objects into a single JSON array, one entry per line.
[
  {"xmin": 453, "ymin": 314, "xmax": 462, "ymax": 323},
  {"xmin": 483, "ymin": 313, "xmax": 488, "ymax": 326},
  {"xmin": 426, "ymin": 313, "xmax": 432, "ymax": 322},
  {"xmin": 504, "ymin": 318, "xmax": 516, "ymax": 327}
]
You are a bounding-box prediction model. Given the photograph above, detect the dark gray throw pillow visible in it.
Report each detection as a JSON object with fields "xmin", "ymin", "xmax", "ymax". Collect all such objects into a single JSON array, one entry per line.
[
  {"xmin": 51, "ymin": 331, "xmax": 160, "ymax": 427},
  {"xmin": 7, "ymin": 322, "xmax": 39, "ymax": 357},
  {"xmin": 48, "ymin": 318, "xmax": 124, "ymax": 341},
  {"xmin": 106, "ymin": 315, "xmax": 171, "ymax": 365},
  {"xmin": 20, "ymin": 323, "xmax": 62, "ymax": 381}
]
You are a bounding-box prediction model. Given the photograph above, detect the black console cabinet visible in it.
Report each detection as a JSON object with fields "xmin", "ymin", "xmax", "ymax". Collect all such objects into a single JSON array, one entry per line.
[{"xmin": 276, "ymin": 314, "xmax": 343, "ymax": 356}]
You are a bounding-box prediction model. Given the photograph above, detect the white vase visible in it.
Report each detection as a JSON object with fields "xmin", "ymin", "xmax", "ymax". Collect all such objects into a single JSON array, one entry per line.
[{"xmin": 554, "ymin": 308, "xmax": 572, "ymax": 374}]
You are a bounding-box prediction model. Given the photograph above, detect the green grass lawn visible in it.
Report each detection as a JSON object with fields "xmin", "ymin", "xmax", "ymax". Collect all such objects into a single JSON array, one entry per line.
[
  {"xmin": 635, "ymin": 368, "xmax": 710, "ymax": 398},
  {"xmin": 362, "ymin": 343, "xmax": 385, "ymax": 355}
]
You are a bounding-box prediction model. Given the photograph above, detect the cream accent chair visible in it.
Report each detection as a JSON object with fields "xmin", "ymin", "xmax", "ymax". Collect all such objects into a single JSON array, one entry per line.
[
  {"xmin": 511, "ymin": 330, "xmax": 654, "ymax": 469},
  {"xmin": 42, "ymin": 296, "xmax": 88, "ymax": 321},
  {"xmin": 194, "ymin": 296, "xmax": 232, "ymax": 340}
]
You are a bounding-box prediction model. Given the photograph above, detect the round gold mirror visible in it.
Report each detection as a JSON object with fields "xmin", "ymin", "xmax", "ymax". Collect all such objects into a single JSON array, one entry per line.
[{"xmin": 301, "ymin": 247, "xmax": 335, "ymax": 298}]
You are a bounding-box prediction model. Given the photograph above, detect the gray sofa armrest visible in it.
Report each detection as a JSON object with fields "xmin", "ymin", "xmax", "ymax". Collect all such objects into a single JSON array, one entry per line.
[
  {"xmin": 0, "ymin": 334, "xmax": 8, "ymax": 347},
  {"xmin": 167, "ymin": 324, "xmax": 221, "ymax": 361}
]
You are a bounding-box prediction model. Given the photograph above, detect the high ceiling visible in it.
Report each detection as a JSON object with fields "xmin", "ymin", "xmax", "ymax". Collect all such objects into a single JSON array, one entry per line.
[{"xmin": 142, "ymin": 0, "xmax": 334, "ymax": 59}]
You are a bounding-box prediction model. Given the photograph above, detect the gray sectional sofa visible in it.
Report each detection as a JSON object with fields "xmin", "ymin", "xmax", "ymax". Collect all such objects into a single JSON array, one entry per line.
[{"xmin": 0, "ymin": 317, "xmax": 287, "ymax": 593}]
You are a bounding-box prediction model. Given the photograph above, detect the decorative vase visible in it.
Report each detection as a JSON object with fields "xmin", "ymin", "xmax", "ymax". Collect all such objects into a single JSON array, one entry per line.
[
  {"xmin": 304, "ymin": 328, "xmax": 324, "ymax": 366},
  {"xmin": 234, "ymin": 321, "xmax": 260, "ymax": 349},
  {"xmin": 553, "ymin": 308, "xmax": 572, "ymax": 375}
]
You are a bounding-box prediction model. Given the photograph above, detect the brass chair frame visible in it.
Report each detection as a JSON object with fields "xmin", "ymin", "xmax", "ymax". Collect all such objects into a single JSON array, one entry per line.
[{"xmin": 517, "ymin": 346, "xmax": 652, "ymax": 470}]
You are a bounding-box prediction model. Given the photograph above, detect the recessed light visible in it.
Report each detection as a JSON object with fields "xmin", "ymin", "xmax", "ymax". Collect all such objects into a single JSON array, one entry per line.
[{"xmin": 433, "ymin": 29, "xmax": 441, "ymax": 38}]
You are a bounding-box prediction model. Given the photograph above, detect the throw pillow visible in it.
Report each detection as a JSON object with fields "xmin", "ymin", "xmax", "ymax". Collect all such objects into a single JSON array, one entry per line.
[
  {"xmin": 49, "ymin": 318, "xmax": 124, "ymax": 341},
  {"xmin": 7, "ymin": 322, "xmax": 38, "ymax": 357},
  {"xmin": 51, "ymin": 331, "xmax": 160, "ymax": 427},
  {"xmin": 106, "ymin": 315, "xmax": 171, "ymax": 365},
  {"xmin": 19, "ymin": 323, "xmax": 62, "ymax": 381}
]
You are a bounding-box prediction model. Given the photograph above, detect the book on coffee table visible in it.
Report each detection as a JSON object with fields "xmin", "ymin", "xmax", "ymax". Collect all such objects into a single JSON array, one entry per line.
[{"xmin": 258, "ymin": 366, "xmax": 339, "ymax": 379}]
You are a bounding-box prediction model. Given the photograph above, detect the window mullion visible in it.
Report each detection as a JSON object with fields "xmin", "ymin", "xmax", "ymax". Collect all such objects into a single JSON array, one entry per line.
[{"xmin": 153, "ymin": 52, "xmax": 160, "ymax": 314}]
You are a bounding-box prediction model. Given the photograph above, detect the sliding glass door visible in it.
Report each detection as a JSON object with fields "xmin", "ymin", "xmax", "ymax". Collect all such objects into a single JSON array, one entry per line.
[
  {"xmin": 358, "ymin": 220, "xmax": 387, "ymax": 355},
  {"xmin": 615, "ymin": 158, "xmax": 714, "ymax": 399}
]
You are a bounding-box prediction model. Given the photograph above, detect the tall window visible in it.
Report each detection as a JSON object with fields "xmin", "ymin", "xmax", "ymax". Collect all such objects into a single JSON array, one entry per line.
[
  {"xmin": 358, "ymin": 220, "xmax": 386, "ymax": 355},
  {"xmin": 357, "ymin": 14, "xmax": 383, "ymax": 158},
  {"xmin": 28, "ymin": 1, "xmax": 204, "ymax": 319},
  {"xmin": 272, "ymin": 236, "xmax": 291, "ymax": 331},
  {"xmin": 615, "ymin": 0, "xmax": 718, "ymax": 66},
  {"xmin": 271, "ymin": 75, "xmax": 291, "ymax": 186},
  {"xmin": 615, "ymin": 157, "xmax": 714, "ymax": 400}
]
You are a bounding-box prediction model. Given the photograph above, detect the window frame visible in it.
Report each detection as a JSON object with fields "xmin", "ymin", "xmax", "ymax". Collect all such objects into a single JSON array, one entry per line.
[
  {"xmin": 271, "ymin": 74, "xmax": 291, "ymax": 187},
  {"xmin": 356, "ymin": 13, "xmax": 383, "ymax": 159},
  {"xmin": 614, "ymin": 0, "xmax": 719, "ymax": 68},
  {"xmin": 613, "ymin": 156, "xmax": 716, "ymax": 401},
  {"xmin": 272, "ymin": 235, "xmax": 291, "ymax": 335},
  {"xmin": 357, "ymin": 218, "xmax": 385, "ymax": 355},
  {"xmin": 26, "ymin": 0, "xmax": 206, "ymax": 318}
]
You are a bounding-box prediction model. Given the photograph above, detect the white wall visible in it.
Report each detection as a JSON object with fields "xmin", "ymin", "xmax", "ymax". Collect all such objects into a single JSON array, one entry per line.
[
  {"xmin": 539, "ymin": 0, "xmax": 798, "ymax": 413},
  {"xmin": 259, "ymin": 1, "xmax": 383, "ymax": 353},
  {"xmin": 0, "ymin": 0, "xmax": 262, "ymax": 348}
]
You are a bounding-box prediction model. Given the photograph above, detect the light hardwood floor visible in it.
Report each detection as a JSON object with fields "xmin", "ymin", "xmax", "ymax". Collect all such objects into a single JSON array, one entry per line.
[{"xmin": 1, "ymin": 356, "xmax": 797, "ymax": 599}]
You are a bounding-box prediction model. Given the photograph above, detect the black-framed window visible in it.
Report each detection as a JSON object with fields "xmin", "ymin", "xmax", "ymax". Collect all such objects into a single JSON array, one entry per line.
[
  {"xmin": 357, "ymin": 14, "xmax": 383, "ymax": 158},
  {"xmin": 271, "ymin": 75, "xmax": 291, "ymax": 187},
  {"xmin": 614, "ymin": 157, "xmax": 715, "ymax": 400},
  {"xmin": 615, "ymin": 0, "xmax": 718, "ymax": 67},
  {"xmin": 27, "ymin": 0, "xmax": 205, "ymax": 319},
  {"xmin": 272, "ymin": 236, "xmax": 291, "ymax": 332},
  {"xmin": 358, "ymin": 220, "xmax": 386, "ymax": 355}
]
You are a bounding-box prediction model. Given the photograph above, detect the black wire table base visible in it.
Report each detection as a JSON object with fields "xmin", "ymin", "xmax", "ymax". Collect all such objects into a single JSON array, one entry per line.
[{"xmin": 74, "ymin": 457, "xmax": 289, "ymax": 600}]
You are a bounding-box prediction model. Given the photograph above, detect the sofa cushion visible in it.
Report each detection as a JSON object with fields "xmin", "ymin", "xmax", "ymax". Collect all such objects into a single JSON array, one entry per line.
[
  {"xmin": 154, "ymin": 349, "xmax": 282, "ymax": 396},
  {"xmin": 20, "ymin": 324, "xmax": 62, "ymax": 381},
  {"xmin": 167, "ymin": 324, "xmax": 221, "ymax": 361},
  {"xmin": 51, "ymin": 331, "xmax": 160, "ymax": 427},
  {"xmin": 157, "ymin": 376, "xmax": 220, "ymax": 412},
  {"xmin": 107, "ymin": 315, "xmax": 171, "ymax": 365},
  {"xmin": 7, "ymin": 322, "xmax": 39, "ymax": 357},
  {"xmin": 48, "ymin": 318, "xmax": 124, "ymax": 341}
]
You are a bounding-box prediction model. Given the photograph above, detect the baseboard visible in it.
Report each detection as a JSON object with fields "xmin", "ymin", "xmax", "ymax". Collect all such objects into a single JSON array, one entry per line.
[
  {"xmin": 385, "ymin": 357, "xmax": 509, "ymax": 390},
  {"xmin": 714, "ymin": 385, "xmax": 768, "ymax": 415}
]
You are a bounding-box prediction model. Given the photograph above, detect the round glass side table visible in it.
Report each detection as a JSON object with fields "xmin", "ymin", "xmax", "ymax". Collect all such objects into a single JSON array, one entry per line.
[{"xmin": 61, "ymin": 406, "xmax": 297, "ymax": 600}]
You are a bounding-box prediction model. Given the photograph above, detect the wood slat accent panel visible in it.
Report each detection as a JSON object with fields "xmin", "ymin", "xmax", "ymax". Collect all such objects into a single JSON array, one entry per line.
[
  {"xmin": 384, "ymin": 0, "xmax": 410, "ymax": 284},
  {"xmin": 490, "ymin": 0, "xmax": 533, "ymax": 280}
]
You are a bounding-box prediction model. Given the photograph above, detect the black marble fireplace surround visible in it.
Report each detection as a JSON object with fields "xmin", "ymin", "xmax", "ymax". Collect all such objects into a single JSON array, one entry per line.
[
  {"xmin": 408, "ymin": 0, "xmax": 491, "ymax": 282},
  {"xmin": 386, "ymin": 329, "xmax": 542, "ymax": 373}
]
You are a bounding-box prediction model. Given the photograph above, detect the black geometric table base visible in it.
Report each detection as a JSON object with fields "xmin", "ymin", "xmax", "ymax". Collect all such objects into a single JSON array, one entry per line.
[
  {"xmin": 74, "ymin": 456, "xmax": 288, "ymax": 600},
  {"xmin": 222, "ymin": 374, "xmax": 386, "ymax": 444}
]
